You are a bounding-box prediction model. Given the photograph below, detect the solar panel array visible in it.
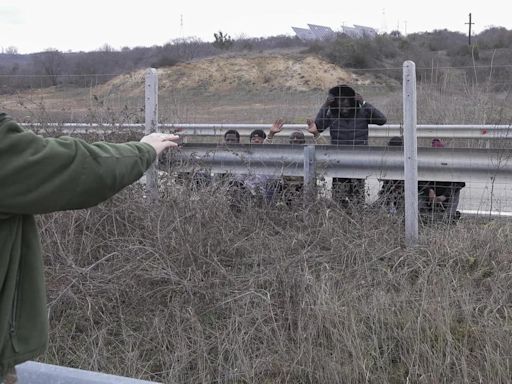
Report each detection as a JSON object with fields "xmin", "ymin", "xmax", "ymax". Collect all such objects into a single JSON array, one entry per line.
[
  {"xmin": 292, "ymin": 23, "xmax": 378, "ymax": 40},
  {"xmin": 341, "ymin": 25, "xmax": 364, "ymax": 38},
  {"xmin": 353, "ymin": 25, "xmax": 378, "ymax": 37},
  {"xmin": 291, "ymin": 27, "xmax": 316, "ymax": 41},
  {"xmin": 307, "ymin": 24, "xmax": 336, "ymax": 40}
]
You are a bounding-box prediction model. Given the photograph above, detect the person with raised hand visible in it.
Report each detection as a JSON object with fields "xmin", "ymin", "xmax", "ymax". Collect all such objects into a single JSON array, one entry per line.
[{"xmin": 314, "ymin": 84, "xmax": 386, "ymax": 208}]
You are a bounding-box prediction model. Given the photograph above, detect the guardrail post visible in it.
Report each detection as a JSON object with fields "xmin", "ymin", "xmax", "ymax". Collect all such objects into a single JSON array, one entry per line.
[
  {"xmin": 145, "ymin": 68, "xmax": 159, "ymax": 202},
  {"xmin": 304, "ymin": 145, "xmax": 316, "ymax": 201},
  {"xmin": 403, "ymin": 60, "xmax": 419, "ymax": 247}
]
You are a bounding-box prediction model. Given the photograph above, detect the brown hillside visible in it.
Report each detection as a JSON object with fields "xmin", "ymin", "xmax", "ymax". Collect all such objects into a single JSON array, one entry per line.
[{"xmin": 97, "ymin": 54, "xmax": 376, "ymax": 97}]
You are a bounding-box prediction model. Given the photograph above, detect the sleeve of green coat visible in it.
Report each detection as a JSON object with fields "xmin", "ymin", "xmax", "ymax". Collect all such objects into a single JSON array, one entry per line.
[{"xmin": 0, "ymin": 116, "xmax": 157, "ymax": 214}]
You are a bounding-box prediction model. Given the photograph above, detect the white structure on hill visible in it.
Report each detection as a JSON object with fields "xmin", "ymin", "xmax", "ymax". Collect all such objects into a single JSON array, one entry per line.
[
  {"xmin": 307, "ymin": 24, "xmax": 336, "ymax": 40},
  {"xmin": 341, "ymin": 26, "xmax": 363, "ymax": 38},
  {"xmin": 353, "ymin": 25, "xmax": 378, "ymax": 37},
  {"xmin": 291, "ymin": 27, "xmax": 316, "ymax": 41},
  {"xmin": 292, "ymin": 24, "xmax": 335, "ymax": 41},
  {"xmin": 342, "ymin": 25, "xmax": 378, "ymax": 38},
  {"xmin": 292, "ymin": 23, "xmax": 378, "ymax": 41}
]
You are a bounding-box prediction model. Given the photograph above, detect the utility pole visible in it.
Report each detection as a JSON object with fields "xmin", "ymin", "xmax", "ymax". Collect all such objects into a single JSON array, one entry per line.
[{"xmin": 465, "ymin": 13, "xmax": 474, "ymax": 45}]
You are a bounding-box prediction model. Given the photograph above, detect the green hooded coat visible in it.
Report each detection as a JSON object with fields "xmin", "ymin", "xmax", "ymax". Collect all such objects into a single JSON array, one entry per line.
[{"xmin": 0, "ymin": 113, "xmax": 156, "ymax": 374}]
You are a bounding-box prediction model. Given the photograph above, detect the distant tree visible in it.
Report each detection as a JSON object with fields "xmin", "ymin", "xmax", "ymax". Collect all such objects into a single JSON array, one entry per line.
[
  {"xmin": 213, "ymin": 31, "xmax": 234, "ymax": 50},
  {"xmin": 32, "ymin": 49, "xmax": 65, "ymax": 86},
  {"xmin": 4, "ymin": 46, "xmax": 19, "ymax": 55},
  {"xmin": 98, "ymin": 43, "xmax": 116, "ymax": 52},
  {"xmin": 476, "ymin": 27, "xmax": 512, "ymax": 49},
  {"xmin": 390, "ymin": 30, "xmax": 402, "ymax": 39},
  {"xmin": 167, "ymin": 37, "xmax": 213, "ymax": 60}
]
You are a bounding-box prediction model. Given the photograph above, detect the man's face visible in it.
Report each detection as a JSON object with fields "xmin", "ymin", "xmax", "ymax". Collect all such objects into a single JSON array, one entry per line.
[
  {"xmin": 338, "ymin": 97, "xmax": 352, "ymax": 116},
  {"xmin": 289, "ymin": 133, "xmax": 305, "ymax": 145},
  {"xmin": 250, "ymin": 135, "xmax": 264, "ymax": 144},
  {"xmin": 225, "ymin": 133, "xmax": 239, "ymax": 144}
]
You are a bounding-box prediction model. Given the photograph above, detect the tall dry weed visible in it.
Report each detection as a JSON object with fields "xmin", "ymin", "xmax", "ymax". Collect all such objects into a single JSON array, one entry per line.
[{"xmin": 39, "ymin": 180, "xmax": 512, "ymax": 383}]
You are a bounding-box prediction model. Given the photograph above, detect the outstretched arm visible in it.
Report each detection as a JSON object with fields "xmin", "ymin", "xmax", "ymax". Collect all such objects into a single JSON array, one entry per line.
[{"xmin": 0, "ymin": 115, "xmax": 179, "ymax": 214}]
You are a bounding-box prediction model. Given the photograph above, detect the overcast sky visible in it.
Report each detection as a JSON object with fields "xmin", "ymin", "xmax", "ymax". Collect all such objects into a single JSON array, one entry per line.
[{"xmin": 1, "ymin": 0, "xmax": 509, "ymax": 54}]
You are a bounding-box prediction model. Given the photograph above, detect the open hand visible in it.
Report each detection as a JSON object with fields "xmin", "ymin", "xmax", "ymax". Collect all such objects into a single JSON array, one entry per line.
[
  {"xmin": 306, "ymin": 119, "xmax": 320, "ymax": 137},
  {"xmin": 140, "ymin": 133, "xmax": 180, "ymax": 155},
  {"xmin": 268, "ymin": 118, "xmax": 285, "ymax": 138},
  {"xmin": 323, "ymin": 94, "xmax": 335, "ymax": 108}
]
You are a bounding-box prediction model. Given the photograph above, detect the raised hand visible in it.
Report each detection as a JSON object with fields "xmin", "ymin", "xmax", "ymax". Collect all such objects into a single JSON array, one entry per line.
[
  {"xmin": 355, "ymin": 93, "xmax": 364, "ymax": 106},
  {"xmin": 306, "ymin": 119, "xmax": 320, "ymax": 137},
  {"xmin": 323, "ymin": 94, "xmax": 335, "ymax": 108},
  {"xmin": 268, "ymin": 118, "xmax": 285, "ymax": 138}
]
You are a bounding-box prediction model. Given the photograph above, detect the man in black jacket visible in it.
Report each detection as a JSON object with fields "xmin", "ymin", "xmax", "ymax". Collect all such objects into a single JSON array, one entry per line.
[{"xmin": 314, "ymin": 85, "xmax": 387, "ymax": 207}]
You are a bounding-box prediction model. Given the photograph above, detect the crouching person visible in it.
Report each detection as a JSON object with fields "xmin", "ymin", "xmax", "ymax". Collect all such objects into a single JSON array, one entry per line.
[{"xmin": 0, "ymin": 113, "xmax": 179, "ymax": 381}]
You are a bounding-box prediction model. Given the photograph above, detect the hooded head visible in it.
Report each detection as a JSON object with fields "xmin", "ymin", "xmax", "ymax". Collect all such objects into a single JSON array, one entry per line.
[{"xmin": 328, "ymin": 85, "xmax": 357, "ymax": 117}]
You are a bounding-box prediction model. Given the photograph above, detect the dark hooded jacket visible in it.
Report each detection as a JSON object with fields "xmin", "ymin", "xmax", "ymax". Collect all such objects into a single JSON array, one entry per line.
[
  {"xmin": 315, "ymin": 85, "xmax": 387, "ymax": 145},
  {"xmin": 0, "ymin": 113, "xmax": 156, "ymax": 374}
]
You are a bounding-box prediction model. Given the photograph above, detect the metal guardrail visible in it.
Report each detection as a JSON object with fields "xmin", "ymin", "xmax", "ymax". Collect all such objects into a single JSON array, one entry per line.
[
  {"xmin": 16, "ymin": 361, "xmax": 159, "ymax": 384},
  {"xmin": 169, "ymin": 143, "xmax": 512, "ymax": 183},
  {"xmin": 25, "ymin": 122, "xmax": 512, "ymax": 139}
]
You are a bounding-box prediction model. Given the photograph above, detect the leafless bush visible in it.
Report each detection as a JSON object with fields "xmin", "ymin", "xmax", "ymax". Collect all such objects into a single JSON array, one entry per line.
[{"xmin": 38, "ymin": 179, "xmax": 512, "ymax": 383}]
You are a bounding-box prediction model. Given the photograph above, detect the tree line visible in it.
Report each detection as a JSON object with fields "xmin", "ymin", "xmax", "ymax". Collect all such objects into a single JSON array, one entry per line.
[{"xmin": 1, "ymin": 27, "xmax": 512, "ymax": 93}]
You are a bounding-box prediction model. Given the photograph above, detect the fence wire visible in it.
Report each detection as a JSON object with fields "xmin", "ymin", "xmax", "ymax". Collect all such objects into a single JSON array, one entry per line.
[{"xmin": 2, "ymin": 64, "xmax": 512, "ymax": 218}]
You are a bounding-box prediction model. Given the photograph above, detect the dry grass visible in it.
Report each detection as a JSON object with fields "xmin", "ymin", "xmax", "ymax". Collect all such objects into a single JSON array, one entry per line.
[
  {"xmin": 3, "ymin": 54, "xmax": 512, "ymax": 382},
  {"xmin": 39, "ymin": 179, "xmax": 512, "ymax": 383}
]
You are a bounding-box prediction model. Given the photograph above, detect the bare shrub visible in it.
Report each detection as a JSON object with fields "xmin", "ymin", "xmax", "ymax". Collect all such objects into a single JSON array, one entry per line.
[{"xmin": 39, "ymin": 179, "xmax": 512, "ymax": 383}]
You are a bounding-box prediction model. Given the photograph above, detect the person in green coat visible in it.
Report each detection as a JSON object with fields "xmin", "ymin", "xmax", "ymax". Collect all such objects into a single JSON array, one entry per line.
[{"xmin": 0, "ymin": 113, "xmax": 179, "ymax": 382}]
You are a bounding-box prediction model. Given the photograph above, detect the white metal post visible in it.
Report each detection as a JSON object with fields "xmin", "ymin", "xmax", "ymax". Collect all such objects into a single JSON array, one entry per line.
[
  {"xmin": 403, "ymin": 61, "xmax": 419, "ymax": 247},
  {"xmin": 145, "ymin": 68, "xmax": 159, "ymax": 202}
]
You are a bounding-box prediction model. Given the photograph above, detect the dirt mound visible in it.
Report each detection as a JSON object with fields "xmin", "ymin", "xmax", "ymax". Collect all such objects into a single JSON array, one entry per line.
[{"xmin": 97, "ymin": 53, "xmax": 376, "ymax": 97}]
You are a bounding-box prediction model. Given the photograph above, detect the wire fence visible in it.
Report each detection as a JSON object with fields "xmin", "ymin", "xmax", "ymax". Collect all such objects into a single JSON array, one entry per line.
[{"xmin": 2, "ymin": 63, "xmax": 512, "ymax": 224}]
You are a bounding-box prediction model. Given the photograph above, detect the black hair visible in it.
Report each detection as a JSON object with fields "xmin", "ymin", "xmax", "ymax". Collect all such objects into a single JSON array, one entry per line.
[
  {"xmin": 328, "ymin": 84, "xmax": 356, "ymax": 98},
  {"xmin": 249, "ymin": 129, "xmax": 266, "ymax": 140},
  {"xmin": 224, "ymin": 129, "xmax": 240, "ymax": 140}
]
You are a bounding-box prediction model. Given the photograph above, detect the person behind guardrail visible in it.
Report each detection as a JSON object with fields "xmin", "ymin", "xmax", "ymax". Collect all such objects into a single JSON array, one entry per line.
[
  {"xmin": 265, "ymin": 119, "xmax": 328, "ymax": 205},
  {"xmin": 281, "ymin": 130, "xmax": 308, "ymax": 206},
  {"xmin": 418, "ymin": 138, "xmax": 465, "ymax": 223},
  {"xmin": 249, "ymin": 129, "xmax": 267, "ymax": 144},
  {"xmin": 224, "ymin": 129, "xmax": 240, "ymax": 144},
  {"xmin": 0, "ymin": 112, "xmax": 180, "ymax": 380},
  {"xmin": 314, "ymin": 85, "xmax": 387, "ymax": 209},
  {"xmin": 376, "ymin": 136, "xmax": 405, "ymax": 214},
  {"xmin": 263, "ymin": 118, "xmax": 284, "ymax": 144},
  {"xmin": 227, "ymin": 128, "xmax": 280, "ymax": 210},
  {"xmin": 264, "ymin": 118, "xmax": 327, "ymax": 145}
]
